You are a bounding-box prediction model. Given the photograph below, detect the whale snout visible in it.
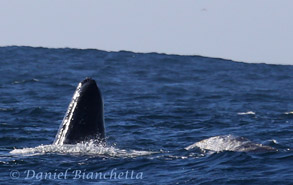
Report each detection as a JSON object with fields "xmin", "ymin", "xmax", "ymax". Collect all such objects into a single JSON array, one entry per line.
[{"xmin": 81, "ymin": 77, "xmax": 96, "ymax": 85}]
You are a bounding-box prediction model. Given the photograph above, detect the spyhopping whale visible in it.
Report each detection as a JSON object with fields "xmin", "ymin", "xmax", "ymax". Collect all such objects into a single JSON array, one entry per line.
[
  {"xmin": 54, "ymin": 78, "xmax": 105, "ymax": 145},
  {"xmin": 53, "ymin": 78, "xmax": 276, "ymax": 153}
]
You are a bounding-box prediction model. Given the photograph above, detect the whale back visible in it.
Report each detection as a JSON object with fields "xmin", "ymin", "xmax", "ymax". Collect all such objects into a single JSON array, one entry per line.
[
  {"xmin": 54, "ymin": 78, "xmax": 105, "ymax": 145},
  {"xmin": 185, "ymin": 135, "xmax": 276, "ymax": 152}
]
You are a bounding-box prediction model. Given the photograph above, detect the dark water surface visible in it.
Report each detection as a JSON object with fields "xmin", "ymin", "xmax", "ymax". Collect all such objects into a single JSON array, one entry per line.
[{"xmin": 0, "ymin": 46, "xmax": 292, "ymax": 184}]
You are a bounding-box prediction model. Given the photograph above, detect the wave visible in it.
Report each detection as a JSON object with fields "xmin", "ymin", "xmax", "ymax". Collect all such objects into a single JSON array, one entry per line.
[{"xmin": 237, "ymin": 111, "xmax": 256, "ymax": 115}]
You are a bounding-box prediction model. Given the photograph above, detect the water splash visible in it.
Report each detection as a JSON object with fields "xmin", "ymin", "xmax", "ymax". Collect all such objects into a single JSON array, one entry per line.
[{"xmin": 10, "ymin": 141, "xmax": 155, "ymax": 158}]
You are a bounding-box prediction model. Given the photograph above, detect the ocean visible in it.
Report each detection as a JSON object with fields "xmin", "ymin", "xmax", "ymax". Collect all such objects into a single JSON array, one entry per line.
[{"xmin": 0, "ymin": 46, "xmax": 292, "ymax": 184}]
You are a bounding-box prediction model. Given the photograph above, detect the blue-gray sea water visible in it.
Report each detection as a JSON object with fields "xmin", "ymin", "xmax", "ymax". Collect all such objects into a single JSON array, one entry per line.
[{"xmin": 0, "ymin": 46, "xmax": 292, "ymax": 185}]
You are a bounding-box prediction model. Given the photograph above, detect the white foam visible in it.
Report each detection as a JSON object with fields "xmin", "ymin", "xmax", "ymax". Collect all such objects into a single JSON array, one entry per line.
[
  {"xmin": 10, "ymin": 141, "xmax": 155, "ymax": 158},
  {"xmin": 237, "ymin": 111, "xmax": 255, "ymax": 115}
]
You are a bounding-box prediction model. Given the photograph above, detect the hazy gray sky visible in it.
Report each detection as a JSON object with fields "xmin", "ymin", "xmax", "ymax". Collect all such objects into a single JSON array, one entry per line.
[{"xmin": 1, "ymin": 0, "xmax": 292, "ymax": 64}]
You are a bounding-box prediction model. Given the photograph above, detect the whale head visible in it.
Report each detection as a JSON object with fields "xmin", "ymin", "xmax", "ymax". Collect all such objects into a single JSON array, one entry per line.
[{"xmin": 54, "ymin": 77, "xmax": 105, "ymax": 145}]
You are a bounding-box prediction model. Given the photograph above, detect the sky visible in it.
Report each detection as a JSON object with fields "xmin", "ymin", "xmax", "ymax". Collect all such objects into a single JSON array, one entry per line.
[{"xmin": 0, "ymin": 0, "xmax": 292, "ymax": 65}]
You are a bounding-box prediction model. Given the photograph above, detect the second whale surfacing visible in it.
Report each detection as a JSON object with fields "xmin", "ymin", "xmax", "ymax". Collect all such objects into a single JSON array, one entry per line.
[
  {"xmin": 54, "ymin": 78, "xmax": 105, "ymax": 145},
  {"xmin": 185, "ymin": 135, "xmax": 277, "ymax": 152}
]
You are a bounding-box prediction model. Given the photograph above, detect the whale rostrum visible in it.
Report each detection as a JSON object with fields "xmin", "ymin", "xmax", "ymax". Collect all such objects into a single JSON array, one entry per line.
[{"xmin": 54, "ymin": 78, "xmax": 105, "ymax": 145}]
